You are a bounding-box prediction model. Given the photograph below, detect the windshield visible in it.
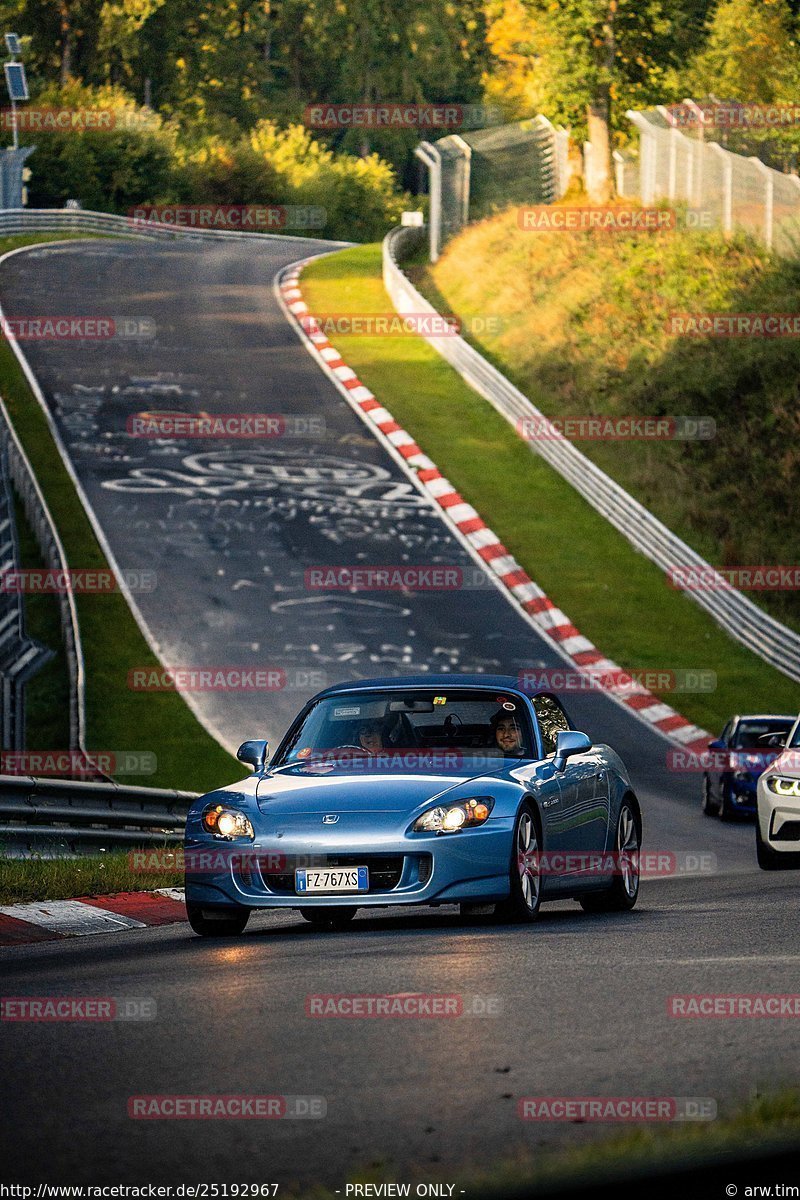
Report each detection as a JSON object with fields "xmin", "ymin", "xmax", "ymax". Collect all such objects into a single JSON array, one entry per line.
[
  {"xmin": 275, "ymin": 689, "xmax": 534, "ymax": 766},
  {"xmin": 789, "ymin": 718, "xmax": 800, "ymax": 748},
  {"xmin": 733, "ymin": 718, "xmax": 795, "ymax": 748}
]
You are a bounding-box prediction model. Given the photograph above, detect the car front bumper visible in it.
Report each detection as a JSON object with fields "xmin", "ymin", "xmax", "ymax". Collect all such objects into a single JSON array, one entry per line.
[
  {"xmin": 757, "ymin": 784, "xmax": 800, "ymax": 853},
  {"xmin": 184, "ymin": 818, "xmax": 515, "ymax": 910}
]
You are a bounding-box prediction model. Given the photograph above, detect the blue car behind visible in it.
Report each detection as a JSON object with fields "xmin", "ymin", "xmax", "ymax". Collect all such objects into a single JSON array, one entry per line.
[{"xmin": 702, "ymin": 713, "xmax": 796, "ymax": 821}]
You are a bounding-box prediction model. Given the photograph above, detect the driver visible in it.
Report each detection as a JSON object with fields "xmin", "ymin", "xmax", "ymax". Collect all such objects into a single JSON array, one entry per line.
[
  {"xmin": 491, "ymin": 711, "xmax": 524, "ymax": 756},
  {"xmin": 356, "ymin": 719, "xmax": 385, "ymax": 754}
]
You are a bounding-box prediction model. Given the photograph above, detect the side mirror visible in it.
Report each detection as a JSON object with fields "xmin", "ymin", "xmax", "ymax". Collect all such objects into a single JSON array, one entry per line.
[
  {"xmin": 237, "ymin": 739, "xmax": 269, "ymax": 771},
  {"xmin": 553, "ymin": 730, "xmax": 592, "ymax": 772},
  {"xmin": 708, "ymin": 738, "xmax": 725, "ymax": 751}
]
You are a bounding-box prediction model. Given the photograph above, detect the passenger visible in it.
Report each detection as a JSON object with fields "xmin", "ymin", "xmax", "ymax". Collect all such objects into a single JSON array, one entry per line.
[{"xmin": 491, "ymin": 711, "xmax": 525, "ymax": 756}]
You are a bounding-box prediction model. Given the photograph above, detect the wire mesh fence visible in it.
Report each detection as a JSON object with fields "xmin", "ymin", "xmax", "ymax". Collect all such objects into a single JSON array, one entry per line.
[
  {"xmin": 622, "ymin": 104, "xmax": 800, "ymax": 257},
  {"xmin": 415, "ymin": 115, "xmax": 571, "ymax": 261}
]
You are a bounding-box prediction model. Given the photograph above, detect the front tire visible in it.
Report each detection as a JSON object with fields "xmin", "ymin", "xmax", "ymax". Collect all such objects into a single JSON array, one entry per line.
[
  {"xmin": 580, "ymin": 799, "xmax": 640, "ymax": 913},
  {"xmin": 718, "ymin": 781, "xmax": 737, "ymax": 822},
  {"xmin": 186, "ymin": 902, "xmax": 250, "ymax": 937},
  {"xmin": 496, "ymin": 802, "xmax": 542, "ymax": 923},
  {"xmin": 300, "ymin": 907, "xmax": 358, "ymax": 930},
  {"xmin": 701, "ymin": 776, "xmax": 718, "ymax": 817}
]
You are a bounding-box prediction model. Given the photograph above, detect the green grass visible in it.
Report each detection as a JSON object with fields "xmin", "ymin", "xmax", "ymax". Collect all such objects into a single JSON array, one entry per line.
[
  {"xmin": 0, "ymin": 233, "xmax": 240, "ymax": 792},
  {"xmin": 301, "ymin": 244, "xmax": 799, "ymax": 734},
  {"xmin": 0, "ymin": 848, "xmax": 182, "ymax": 903},
  {"xmin": 413, "ymin": 204, "xmax": 800, "ymax": 633}
]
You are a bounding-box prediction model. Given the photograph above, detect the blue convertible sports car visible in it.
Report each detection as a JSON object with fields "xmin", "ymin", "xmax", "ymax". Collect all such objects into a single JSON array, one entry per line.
[{"xmin": 184, "ymin": 675, "xmax": 642, "ymax": 935}]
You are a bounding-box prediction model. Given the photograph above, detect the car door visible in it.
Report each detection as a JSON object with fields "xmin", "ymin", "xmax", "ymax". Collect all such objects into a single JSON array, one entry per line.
[{"xmin": 531, "ymin": 695, "xmax": 609, "ymax": 874}]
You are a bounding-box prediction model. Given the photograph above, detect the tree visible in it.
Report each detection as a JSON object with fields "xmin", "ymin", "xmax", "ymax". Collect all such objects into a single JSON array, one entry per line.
[
  {"xmin": 483, "ymin": 0, "xmax": 703, "ymax": 200},
  {"xmin": 685, "ymin": 0, "xmax": 800, "ymax": 101}
]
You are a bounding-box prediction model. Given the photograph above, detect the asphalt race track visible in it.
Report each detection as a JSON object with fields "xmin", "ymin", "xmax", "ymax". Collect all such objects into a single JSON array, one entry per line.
[
  {"xmin": 0, "ymin": 236, "xmax": 797, "ymax": 1188},
  {"xmin": 2, "ymin": 876, "xmax": 800, "ymax": 1186},
  {"xmin": 0, "ymin": 238, "xmax": 709, "ymax": 772}
]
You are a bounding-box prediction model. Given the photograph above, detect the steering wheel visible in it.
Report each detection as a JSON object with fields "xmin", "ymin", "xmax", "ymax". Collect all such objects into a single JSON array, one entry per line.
[{"xmin": 336, "ymin": 744, "xmax": 370, "ymax": 754}]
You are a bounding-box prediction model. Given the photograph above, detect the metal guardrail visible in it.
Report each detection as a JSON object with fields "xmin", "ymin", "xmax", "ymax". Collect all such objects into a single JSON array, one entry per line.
[
  {"xmin": 383, "ymin": 225, "xmax": 800, "ymax": 683},
  {"xmin": 0, "ymin": 396, "xmax": 85, "ymax": 749},
  {"xmin": 0, "ymin": 434, "xmax": 52, "ymax": 748},
  {"xmin": 0, "ymin": 207, "xmax": 353, "ymax": 245},
  {"xmin": 0, "ymin": 773, "xmax": 198, "ymax": 856}
]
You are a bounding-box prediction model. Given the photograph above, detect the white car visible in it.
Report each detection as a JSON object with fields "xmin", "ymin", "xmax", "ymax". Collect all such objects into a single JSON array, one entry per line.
[{"xmin": 756, "ymin": 714, "xmax": 800, "ymax": 869}]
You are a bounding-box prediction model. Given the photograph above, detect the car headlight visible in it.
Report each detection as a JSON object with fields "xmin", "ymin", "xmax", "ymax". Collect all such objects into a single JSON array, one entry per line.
[
  {"xmin": 766, "ymin": 776, "xmax": 800, "ymax": 797},
  {"xmin": 202, "ymin": 804, "xmax": 255, "ymax": 840},
  {"xmin": 412, "ymin": 797, "xmax": 494, "ymax": 834}
]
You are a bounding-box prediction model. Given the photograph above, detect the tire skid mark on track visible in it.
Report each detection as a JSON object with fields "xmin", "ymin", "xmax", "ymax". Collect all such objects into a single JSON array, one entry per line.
[{"xmin": 278, "ymin": 261, "xmax": 712, "ymax": 756}]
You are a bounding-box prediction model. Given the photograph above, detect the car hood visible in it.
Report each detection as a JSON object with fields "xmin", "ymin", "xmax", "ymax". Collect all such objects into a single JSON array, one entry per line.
[{"xmin": 254, "ymin": 761, "xmax": 504, "ymax": 815}]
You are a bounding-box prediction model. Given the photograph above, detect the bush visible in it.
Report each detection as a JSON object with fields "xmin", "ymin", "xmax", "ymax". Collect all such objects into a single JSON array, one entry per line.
[
  {"xmin": 25, "ymin": 81, "xmax": 178, "ymax": 212},
  {"xmin": 23, "ymin": 84, "xmax": 411, "ymax": 241}
]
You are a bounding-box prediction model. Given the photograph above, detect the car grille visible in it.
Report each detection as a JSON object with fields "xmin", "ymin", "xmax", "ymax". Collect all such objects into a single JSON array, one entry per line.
[{"xmin": 258, "ymin": 853, "xmax": 423, "ymax": 894}]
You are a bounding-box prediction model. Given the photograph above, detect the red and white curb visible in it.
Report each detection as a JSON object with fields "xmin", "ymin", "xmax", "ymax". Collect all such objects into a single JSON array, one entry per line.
[
  {"xmin": 277, "ymin": 261, "xmax": 711, "ymax": 755},
  {"xmin": 0, "ymin": 889, "xmax": 186, "ymax": 946}
]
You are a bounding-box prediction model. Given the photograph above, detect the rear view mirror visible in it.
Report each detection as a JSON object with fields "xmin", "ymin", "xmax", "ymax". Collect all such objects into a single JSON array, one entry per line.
[
  {"xmin": 237, "ymin": 739, "xmax": 269, "ymax": 771},
  {"xmin": 553, "ymin": 730, "xmax": 591, "ymax": 772}
]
